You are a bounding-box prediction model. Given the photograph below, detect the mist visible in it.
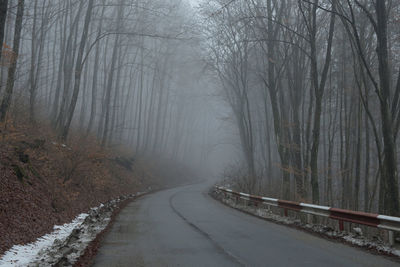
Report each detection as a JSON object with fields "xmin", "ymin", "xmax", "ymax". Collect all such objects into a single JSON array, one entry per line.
[
  {"xmin": 1, "ymin": 0, "xmax": 400, "ymax": 215},
  {"xmin": 3, "ymin": 0, "xmax": 400, "ymax": 265},
  {"xmin": 0, "ymin": 0, "xmax": 241, "ymax": 181}
]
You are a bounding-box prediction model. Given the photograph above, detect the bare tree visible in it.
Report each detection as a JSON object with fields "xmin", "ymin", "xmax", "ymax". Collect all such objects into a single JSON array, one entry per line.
[{"xmin": 0, "ymin": 0, "xmax": 24, "ymax": 122}]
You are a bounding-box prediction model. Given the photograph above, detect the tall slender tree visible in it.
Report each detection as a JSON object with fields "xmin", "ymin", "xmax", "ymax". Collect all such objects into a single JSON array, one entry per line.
[{"xmin": 0, "ymin": 0, "xmax": 24, "ymax": 122}]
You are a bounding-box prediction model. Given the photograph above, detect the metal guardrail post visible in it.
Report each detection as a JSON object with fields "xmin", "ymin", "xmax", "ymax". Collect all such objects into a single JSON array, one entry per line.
[
  {"xmin": 389, "ymin": 231, "xmax": 395, "ymax": 246},
  {"xmin": 339, "ymin": 220, "xmax": 344, "ymax": 231},
  {"xmin": 307, "ymin": 214, "xmax": 312, "ymax": 224}
]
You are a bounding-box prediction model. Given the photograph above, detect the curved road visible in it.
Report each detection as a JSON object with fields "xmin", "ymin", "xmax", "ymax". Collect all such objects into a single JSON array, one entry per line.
[{"xmin": 93, "ymin": 182, "xmax": 399, "ymax": 266}]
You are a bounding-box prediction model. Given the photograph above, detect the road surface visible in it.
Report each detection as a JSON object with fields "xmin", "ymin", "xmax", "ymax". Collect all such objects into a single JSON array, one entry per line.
[{"xmin": 93, "ymin": 182, "xmax": 399, "ymax": 266}]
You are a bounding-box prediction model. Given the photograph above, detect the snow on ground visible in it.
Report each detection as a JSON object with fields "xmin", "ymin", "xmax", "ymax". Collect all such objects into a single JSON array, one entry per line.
[
  {"xmin": 0, "ymin": 192, "xmax": 145, "ymax": 266},
  {"xmin": 0, "ymin": 212, "xmax": 89, "ymax": 266}
]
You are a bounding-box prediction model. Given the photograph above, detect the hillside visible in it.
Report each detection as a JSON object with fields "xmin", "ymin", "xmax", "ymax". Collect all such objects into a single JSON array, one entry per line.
[{"xmin": 0, "ymin": 119, "xmax": 190, "ymax": 256}]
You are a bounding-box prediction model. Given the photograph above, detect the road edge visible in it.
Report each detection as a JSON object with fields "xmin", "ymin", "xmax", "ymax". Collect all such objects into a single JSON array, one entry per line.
[
  {"xmin": 73, "ymin": 191, "xmax": 151, "ymax": 267},
  {"xmin": 209, "ymin": 187, "xmax": 400, "ymax": 264}
]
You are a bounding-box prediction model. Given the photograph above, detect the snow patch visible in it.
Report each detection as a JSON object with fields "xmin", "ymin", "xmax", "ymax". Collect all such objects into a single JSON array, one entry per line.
[
  {"xmin": 0, "ymin": 191, "xmax": 147, "ymax": 266},
  {"xmin": 0, "ymin": 213, "xmax": 88, "ymax": 267}
]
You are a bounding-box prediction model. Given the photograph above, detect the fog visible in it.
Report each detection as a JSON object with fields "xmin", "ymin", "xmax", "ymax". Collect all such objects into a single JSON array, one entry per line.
[
  {"xmin": 2, "ymin": 0, "xmax": 400, "ymax": 215},
  {"xmin": 0, "ymin": 0, "xmax": 239, "ymax": 181}
]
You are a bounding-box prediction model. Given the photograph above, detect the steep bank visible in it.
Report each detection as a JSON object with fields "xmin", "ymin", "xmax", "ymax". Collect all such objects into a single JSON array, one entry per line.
[{"xmin": 0, "ymin": 120, "xmax": 191, "ymax": 256}]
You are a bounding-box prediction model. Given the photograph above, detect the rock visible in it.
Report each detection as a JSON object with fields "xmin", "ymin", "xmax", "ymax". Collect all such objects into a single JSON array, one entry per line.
[
  {"xmin": 59, "ymin": 246, "xmax": 72, "ymax": 256},
  {"xmin": 353, "ymin": 227, "xmax": 363, "ymax": 236},
  {"xmin": 53, "ymin": 239, "xmax": 62, "ymax": 246},
  {"xmin": 293, "ymin": 219, "xmax": 302, "ymax": 224},
  {"xmin": 75, "ymin": 228, "xmax": 83, "ymax": 235},
  {"xmin": 372, "ymin": 235, "xmax": 383, "ymax": 242},
  {"xmin": 54, "ymin": 255, "xmax": 72, "ymax": 267},
  {"xmin": 322, "ymin": 226, "xmax": 334, "ymax": 233}
]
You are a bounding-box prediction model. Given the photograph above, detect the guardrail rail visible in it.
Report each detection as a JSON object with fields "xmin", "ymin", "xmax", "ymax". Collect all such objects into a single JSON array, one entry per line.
[{"xmin": 215, "ymin": 186, "xmax": 400, "ymax": 245}]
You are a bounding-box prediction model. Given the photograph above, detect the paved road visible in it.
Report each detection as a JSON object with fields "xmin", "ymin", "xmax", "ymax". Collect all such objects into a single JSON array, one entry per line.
[{"xmin": 93, "ymin": 182, "xmax": 399, "ymax": 266}]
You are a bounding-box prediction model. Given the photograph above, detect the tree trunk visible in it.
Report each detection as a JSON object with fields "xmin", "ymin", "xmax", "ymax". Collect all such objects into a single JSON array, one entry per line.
[
  {"xmin": 0, "ymin": 0, "xmax": 8, "ymax": 62},
  {"xmin": 86, "ymin": 3, "xmax": 106, "ymax": 135},
  {"xmin": 308, "ymin": 0, "xmax": 335, "ymax": 204},
  {"xmin": 0, "ymin": 0, "xmax": 24, "ymax": 122},
  {"xmin": 375, "ymin": 0, "xmax": 399, "ymax": 216},
  {"xmin": 60, "ymin": 0, "xmax": 94, "ymax": 140},
  {"xmin": 101, "ymin": 4, "xmax": 123, "ymax": 147}
]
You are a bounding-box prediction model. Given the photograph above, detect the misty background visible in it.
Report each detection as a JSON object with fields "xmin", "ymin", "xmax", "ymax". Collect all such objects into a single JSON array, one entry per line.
[
  {"xmin": 1, "ymin": 0, "xmax": 400, "ymax": 217},
  {"xmin": 0, "ymin": 0, "xmax": 239, "ymax": 180}
]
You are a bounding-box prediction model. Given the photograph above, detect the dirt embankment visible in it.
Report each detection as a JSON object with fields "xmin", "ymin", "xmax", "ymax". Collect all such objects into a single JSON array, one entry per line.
[{"xmin": 0, "ymin": 120, "xmax": 190, "ymax": 256}]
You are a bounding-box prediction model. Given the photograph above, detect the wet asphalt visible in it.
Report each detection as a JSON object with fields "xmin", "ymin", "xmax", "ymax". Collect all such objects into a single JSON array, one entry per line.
[{"xmin": 93, "ymin": 182, "xmax": 399, "ymax": 267}]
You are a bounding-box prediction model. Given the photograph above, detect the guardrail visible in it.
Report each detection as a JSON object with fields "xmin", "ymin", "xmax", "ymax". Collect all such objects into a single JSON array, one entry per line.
[{"xmin": 216, "ymin": 186, "xmax": 400, "ymax": 245}]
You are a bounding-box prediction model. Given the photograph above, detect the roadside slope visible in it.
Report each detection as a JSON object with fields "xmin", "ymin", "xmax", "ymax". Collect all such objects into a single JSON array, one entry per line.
[{"xmin": 0, "ymin": 120, "xmax": 190, "ymax": 256}]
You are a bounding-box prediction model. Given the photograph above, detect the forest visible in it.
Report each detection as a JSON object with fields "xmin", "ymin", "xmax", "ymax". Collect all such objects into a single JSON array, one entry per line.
[
  {"xmin": 2, "ymin": 0, "xmax": 400, "ymax": 265},
  {"xmin": 0, "ymin": 0, "xmax": 399, "ymax": 220},
  {"xmin": 0, "ymin": 0, "xmax": 218, "ymax": 170},
  {"xmin": 200, "ymin": 0, "xmax": 400, "ymax": 217}
]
